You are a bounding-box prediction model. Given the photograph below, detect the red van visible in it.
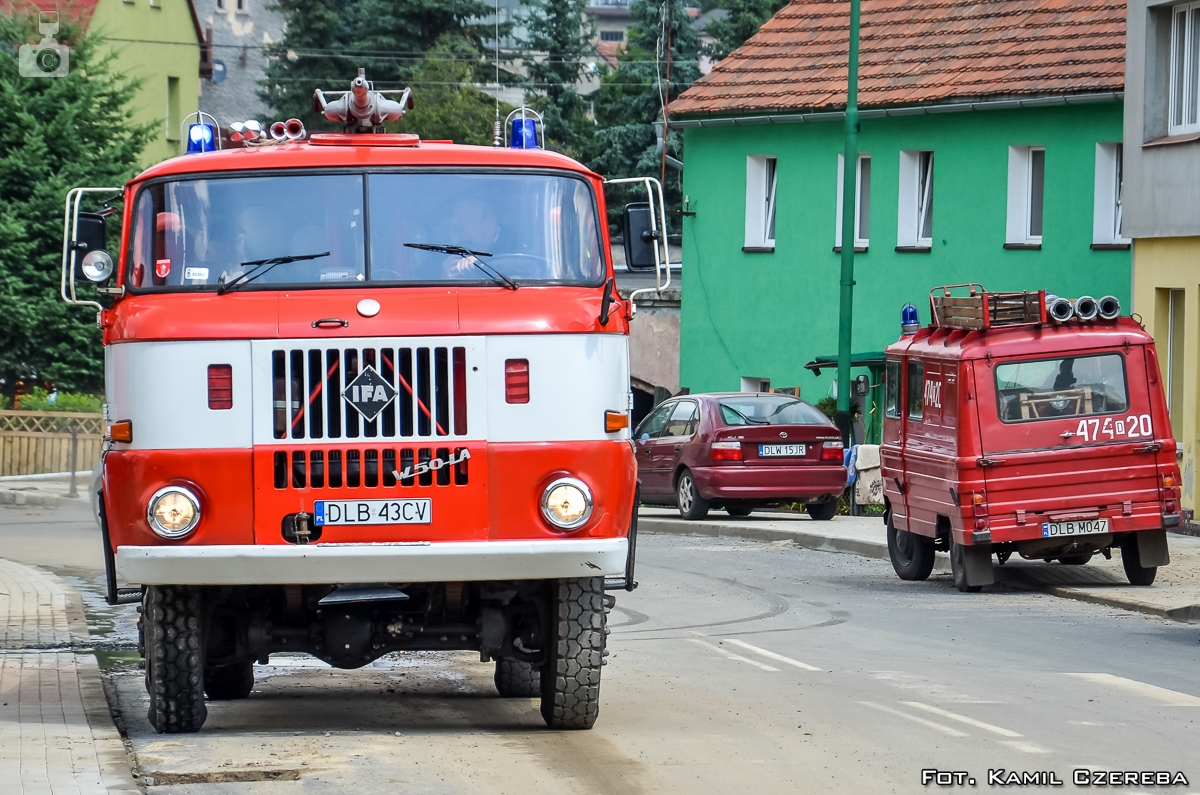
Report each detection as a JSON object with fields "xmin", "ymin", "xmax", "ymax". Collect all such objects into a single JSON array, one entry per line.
[{"xmin": 881, "ymin": 285, "xmax": 1180, "ymax": 592}]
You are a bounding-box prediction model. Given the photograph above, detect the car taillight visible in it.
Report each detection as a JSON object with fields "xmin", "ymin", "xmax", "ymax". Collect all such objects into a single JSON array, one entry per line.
[
  {"xmin": 504, "ymin": 359, "xmax": 529, "ymax": 404},
  {"xmin": 711, "ymin": 441, "xmax": 742, "ymax": 461},
  {"xmin": 820, "ymin": 441, "xmax": 843, "ymax": 462},
  {"xmin": 207, "ymin": 364, "xmax": 233, "ymax": 410}
]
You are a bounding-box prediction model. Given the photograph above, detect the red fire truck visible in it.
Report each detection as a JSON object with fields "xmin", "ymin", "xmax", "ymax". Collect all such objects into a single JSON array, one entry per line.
[
  {"xmin": 60, "ymin": 73, "xmax": 655, "ymax": 733},
  {"xmin": 881, "ymin": 285, "xmax": 1180, "ymax": 593}
]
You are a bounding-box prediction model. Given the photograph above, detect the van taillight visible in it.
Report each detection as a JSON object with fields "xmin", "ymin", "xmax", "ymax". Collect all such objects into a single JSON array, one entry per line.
[
  {"xmin": 208, "ymin": 364, "xmax": 233, "ymax": 410},
  {"xmin": 711, "ymin": 441, "xmax": 742, "ymax": 461},
  {"xmin": 820, "ymin": 441, "xmax": 843, "ymax": 462},
  {"xmin": 505, "ymin": 359, "xmax": 529, "ymax": 404}
]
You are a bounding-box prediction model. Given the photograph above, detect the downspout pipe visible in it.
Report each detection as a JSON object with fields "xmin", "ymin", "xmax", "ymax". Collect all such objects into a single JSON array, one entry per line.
[{"xmin": 654, "ymin": 122, "xmax": 684, "ymax": 172}]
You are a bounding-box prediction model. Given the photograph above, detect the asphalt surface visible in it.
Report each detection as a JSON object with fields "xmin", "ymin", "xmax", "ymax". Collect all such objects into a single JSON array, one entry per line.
[{"xmin": 4, "ymin": 503, "xmax": 1200, "ymax": 793}]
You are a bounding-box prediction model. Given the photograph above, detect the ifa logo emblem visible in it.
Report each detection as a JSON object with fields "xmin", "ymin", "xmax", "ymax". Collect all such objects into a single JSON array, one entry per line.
[{"xmin": 342, "ymin": 365, "xmax": 398, "ymax": 422}]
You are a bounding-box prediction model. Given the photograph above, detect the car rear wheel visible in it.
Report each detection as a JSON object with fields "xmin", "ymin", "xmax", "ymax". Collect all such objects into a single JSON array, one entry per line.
[
  {"xmin": 887, "ymin": 516, "xmax": 935, "ymax": 581},
  {"xmin": 1057, "ymin": 552, "xmax": 1094, "ymax": 566},
  {"xmin": 726, "ymin": 505, "xmax": 753, "ymax": 517},
  {"xmin": 676, "ymin": 470, "xmax": 710, "ymax": 520},
  {"xmin": 805, "ymin": 497, "xmax": 840, "ymax": 521},
  {"xmin": 950, "ymin": 542, "xmax": 983, "ymax": 593},
  {"xmin": 1121, "ymin": 539, "xmax": 1158, "ymax": 586}
]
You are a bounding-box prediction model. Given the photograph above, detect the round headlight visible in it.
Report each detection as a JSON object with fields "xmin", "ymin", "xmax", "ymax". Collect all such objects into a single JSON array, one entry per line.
[
  {"xmin": 540, "ymin": 477, "xmax": 594, "ymax": 530},
  {"xmin": 146, "ymin": 486, "xmax": 201, "ymax": 539},
  {"xmin": 80, "ymin": 249, "xmax": 114, "ymax": 283}
]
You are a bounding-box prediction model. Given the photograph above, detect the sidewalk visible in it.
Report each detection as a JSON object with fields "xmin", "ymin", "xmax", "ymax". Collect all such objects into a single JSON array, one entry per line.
[
  {"xmin": 0, "ymin": 558, "xmax": 138, "ymax": 794},
  {"xmin": 638, "ymin": 507, "xmax": 1200, "ymax": 623},
  {"xmin": 0, "ymin": 473, "xmax": 91, "ymax": 509}
]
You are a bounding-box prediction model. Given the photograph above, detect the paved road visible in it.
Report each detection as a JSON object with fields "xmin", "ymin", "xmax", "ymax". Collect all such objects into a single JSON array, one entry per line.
[{"xmin": 5, "ymin": 505, "xmax": 1199, "ymax": 793}]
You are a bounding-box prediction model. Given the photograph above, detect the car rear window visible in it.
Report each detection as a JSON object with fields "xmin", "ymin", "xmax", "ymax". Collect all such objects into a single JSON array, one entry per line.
[
  {"xmin": 717, "ymin": 396, "xmax": 829, "ymax": 426},
  {"xmin": 994, "ymin": 354, "xmax": 1129, "ymax": 423}
]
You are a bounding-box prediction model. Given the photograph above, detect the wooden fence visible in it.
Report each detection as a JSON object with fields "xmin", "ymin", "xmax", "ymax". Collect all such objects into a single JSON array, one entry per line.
[{"xmin": 0, "ymin": 411, "xmax": 104, "ymax": 477}]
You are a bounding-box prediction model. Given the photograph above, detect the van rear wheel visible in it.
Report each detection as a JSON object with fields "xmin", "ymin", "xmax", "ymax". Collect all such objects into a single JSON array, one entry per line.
[
  {"xmin": 1121, "ymin": 539, "xmax": 1158, "ymax": 586},
  {"xmin": 950, "ymin": 543, "xmax": 983, "ymax": 593},
  {"xmin": 1057, "ymin": 552, "xmax": 1094, "ymax": 566},
  {"xmin": 887, "ymin": 516, "xmax": 935, "ymax": 581}
]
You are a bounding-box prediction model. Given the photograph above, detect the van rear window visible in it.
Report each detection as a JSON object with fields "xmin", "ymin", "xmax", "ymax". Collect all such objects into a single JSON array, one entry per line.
[{"xmin": 995, "ymin": 354, "xmax": 1128, "ymax": 423}]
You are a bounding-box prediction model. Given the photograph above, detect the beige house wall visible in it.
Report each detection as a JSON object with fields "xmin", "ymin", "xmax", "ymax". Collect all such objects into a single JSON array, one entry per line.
[{"xmin": 1132, "ymin": 235, "xmax": 1200, "ymax": 511}]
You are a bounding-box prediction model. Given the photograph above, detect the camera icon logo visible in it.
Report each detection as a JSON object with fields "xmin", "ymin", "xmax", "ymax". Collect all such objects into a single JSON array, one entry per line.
[{"xmin": 18, "ymin": 12, "xmax": 70, "ymax": 78}]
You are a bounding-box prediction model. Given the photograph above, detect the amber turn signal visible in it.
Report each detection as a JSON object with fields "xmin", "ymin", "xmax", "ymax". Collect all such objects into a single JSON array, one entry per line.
[
  {"xmin": 605, "ymin": 410, "xmax": 630, "ymax": 433},
  {"xmin": 108, "ymin": 420, "xmax": 133, "ymax": 444}
]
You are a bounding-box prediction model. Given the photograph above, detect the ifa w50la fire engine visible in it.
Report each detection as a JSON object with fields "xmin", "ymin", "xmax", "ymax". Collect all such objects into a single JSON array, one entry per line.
[
  {"xmin": 60, "ymin": 71, "xmax": 667, "ymax": 733},
  {"xmin": 881, "ymin": 285, "xmax": 1180, "ymax": 593}
]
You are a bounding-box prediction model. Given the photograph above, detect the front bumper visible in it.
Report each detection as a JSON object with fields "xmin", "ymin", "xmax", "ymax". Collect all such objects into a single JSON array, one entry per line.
[
  {"xmin": 691, "ymin": 464, "xmax": 847, "ymax": 501},
  {"xmin": 116, "ymin": 538, "xmax": 628, "ymax": 586}
]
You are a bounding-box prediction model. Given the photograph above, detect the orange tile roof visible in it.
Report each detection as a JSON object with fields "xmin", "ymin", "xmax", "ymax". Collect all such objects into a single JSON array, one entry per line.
[{"xmin": 671, "ymin": 0, "xmax": 1126, "ymax": 117}]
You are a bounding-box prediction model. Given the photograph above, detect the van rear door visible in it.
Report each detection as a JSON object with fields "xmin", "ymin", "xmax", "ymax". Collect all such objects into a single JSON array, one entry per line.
[{"xmin": 974, "ymin": 348, "xmax": 1161, "ymax": 518}]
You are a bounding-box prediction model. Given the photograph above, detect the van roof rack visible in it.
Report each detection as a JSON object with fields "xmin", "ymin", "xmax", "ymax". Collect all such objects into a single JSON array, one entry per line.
[{"xmin": 929, "ymin": 284, "xmax": 1046, "ymax": 331}]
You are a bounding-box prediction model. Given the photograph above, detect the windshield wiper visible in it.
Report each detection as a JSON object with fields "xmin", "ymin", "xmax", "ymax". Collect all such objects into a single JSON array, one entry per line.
[
  {"xmin": 403, "ymin": 242, "xmax": 519, "ymax": 290},
  {"xmin": 217, "ymin": 251, "xmax": 331, "ymax": 294}
]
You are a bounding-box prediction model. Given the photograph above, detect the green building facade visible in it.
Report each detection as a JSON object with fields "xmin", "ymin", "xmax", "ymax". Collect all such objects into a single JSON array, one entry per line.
[{"xmin": 676, "ymin": 101, "xmax": 1130, "ymax": 403}]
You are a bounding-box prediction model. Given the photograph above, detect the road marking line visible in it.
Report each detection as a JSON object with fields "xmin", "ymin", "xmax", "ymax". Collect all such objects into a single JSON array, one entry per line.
[
  {"xmin": 856, "ymin": 701, "xmax": 969, "ymax": 737},
  {"xmin": 1064, "ymin": 673, "xmax": 1200, "ymax": 706},
  {"xmin": 686, "ymin": 638, "xmax": 780, "ymax": 672},
  {"xmin": 901, "ymin": 701, "xmax": 1023, "ymax": 737},
  {"xmin": 998, "ymin": 740, "xmax": 1052, "ymax": 754},
  {"xmin": 723, "ymin": 638, "xmax": 822, "ymax": 671}
]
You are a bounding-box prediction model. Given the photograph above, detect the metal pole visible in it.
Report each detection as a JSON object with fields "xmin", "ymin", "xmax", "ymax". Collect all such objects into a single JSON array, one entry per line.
[
  {"xmin": 68, "ymin": 421, "xmax": 78, "ymax": 498},
  {"xmin": 835, "ymin": 0, "xmax": 861, "ymax": 447},
  {"xmin": 661, "ymin": 0, "xmax": 673, "ymax": 189}
]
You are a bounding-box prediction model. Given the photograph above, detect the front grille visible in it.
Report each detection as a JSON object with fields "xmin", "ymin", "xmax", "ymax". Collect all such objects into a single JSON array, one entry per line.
[
  {"xmin": 273, "ymin": 447, "xmax": 469, "ymax": 489},
  {"xmin": 272, "ymin": 346, "xmax": 468, "ymax": 441}
]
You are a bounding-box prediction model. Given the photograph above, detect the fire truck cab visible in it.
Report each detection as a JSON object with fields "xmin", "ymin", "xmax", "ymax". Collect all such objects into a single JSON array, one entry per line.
[
  {"xmin": 881, "ymin": 285, "xmax": 1180, "ymax": 593},
  {"xmin": 60, "ymin": 75, "xmax": 651, "ymax": 733}
]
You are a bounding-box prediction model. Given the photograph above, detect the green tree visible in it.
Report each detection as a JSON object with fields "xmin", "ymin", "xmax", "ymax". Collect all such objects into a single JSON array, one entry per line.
[
  {"xmin": 0, "ymin": 14, "xmax": 153, "ymax": 396},
  {"xmin": 262, "ymin": 0, "xmax": 504, "ymax": 130},
  {"xmin": 518, "ymin": 0, "xmax": 595, "ymax": 157},
  {"xmin": 398, "ymin": 34, "xmax": 511, "ymax": 145},
  {"xmin": 703, "ymin": 0, "xmax": 787, "ymax": 62},
  {"xmin": 587, "ymin": 0, "xmax": 700, "ymax": 225}
]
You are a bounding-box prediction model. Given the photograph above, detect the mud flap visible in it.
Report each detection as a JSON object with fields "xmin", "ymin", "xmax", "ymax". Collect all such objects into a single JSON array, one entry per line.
[
  {"xmin": 1136, "ymin": 529, "xmax": 1170, "ymax": 568},
  {"xmin": 964, "ymin": 543, "xmax": 995, "ymax": 587}
]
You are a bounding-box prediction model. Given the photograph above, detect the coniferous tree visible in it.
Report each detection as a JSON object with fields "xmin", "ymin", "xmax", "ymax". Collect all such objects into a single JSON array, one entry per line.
[
  {"xmin": 518, "ymin": 0, "xmax": 595, "ymax": 157},
  {"xmin": 398, "ymin": 34, "xmax": 512, "ymax": 145},
  {"xmin": 703, "ymin": 0, "xmax": 787, "ymax": 62},
  {"xmin": 0, "ymin": 14, "xmax": 154, "ymax": 395}
]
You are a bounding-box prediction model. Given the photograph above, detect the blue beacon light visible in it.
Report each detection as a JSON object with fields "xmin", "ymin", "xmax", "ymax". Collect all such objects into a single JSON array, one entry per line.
[
  {"xmin": 509, "ymin": 118, "xmax": 539, "ymax": 149},
  {"xmin": 901, "ymin": 303, "xmax": 920, "ymax": 335},
  {"xmin": 186, "ymin": 123, "xmax": 217, "ymax": 154}
]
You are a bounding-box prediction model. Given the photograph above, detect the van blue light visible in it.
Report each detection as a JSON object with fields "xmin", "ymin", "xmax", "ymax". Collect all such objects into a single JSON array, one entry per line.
[
  {"xmin": 186, "ymin": 123, "xmax": 217, "ymax": 154},
  {"xmin": 509, "ymin": 118, "xmax": 539, "ymax": 149}
]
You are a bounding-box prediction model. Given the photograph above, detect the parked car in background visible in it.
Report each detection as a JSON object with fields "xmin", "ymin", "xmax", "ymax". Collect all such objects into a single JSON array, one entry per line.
[{"xmin": 634, "ymin": 393, "xmax": 847, "ymax": 520}]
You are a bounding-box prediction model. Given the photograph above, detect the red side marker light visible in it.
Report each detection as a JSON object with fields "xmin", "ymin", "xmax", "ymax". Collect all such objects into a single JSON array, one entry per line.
[
  {"xmin": 207, "ymin": 364, "xmax": 233, "ymax": 410},
  {"xmin": 504, "ymin": 359, "xmax": 529, "ymax": 404}
]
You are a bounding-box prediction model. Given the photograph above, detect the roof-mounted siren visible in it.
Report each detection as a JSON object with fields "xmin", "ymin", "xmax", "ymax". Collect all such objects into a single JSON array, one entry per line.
[
  {"xmin": 181, "ymin": 111, "xmax": 221, "ymax": 154},
  {"xmin": 1074, "ymin": 295, "xmax": 1099, "ymax": 322},
  {"xmin": 314, "ymin": 68, "xmax": 413, "ymax": 134},
  {"xmin": 1097, "ymin": 295, "xmax": 1121, "ymax": 320},
  {"xmin": 900, "ymin": 303, "xmax": 920, "ymax": 336},
  {"xmin": 270, "ymin": 118, "xmax": 307, "ymax": 142},
  {"xmin": 505, "ymin": 107, "xmax": 543, "ymax": 149},
  {"xmin": 1045, "ymin": 294, "xmax": 1075, "ymax": 323}
]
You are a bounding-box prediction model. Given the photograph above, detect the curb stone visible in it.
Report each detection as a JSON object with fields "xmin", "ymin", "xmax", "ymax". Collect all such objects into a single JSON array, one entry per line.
[
  {"xmin": 640, "ymin": 515, "xmax": 1200, "ymax": 623},
  {"xmin": 0, "ymin": 488, "xmax": 82, "ymax": 508}
]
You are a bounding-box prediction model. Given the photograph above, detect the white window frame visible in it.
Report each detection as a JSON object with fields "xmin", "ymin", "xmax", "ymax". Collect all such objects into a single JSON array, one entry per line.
[
  {"xmin": 740, "ymin": 377, "xmax": 770, "ymax": 393},
  {"xmin": 1006, "ymin": 146, "xmax": 1044, "ymax": 245},
  {"xmin": 236, "ymin": 0, "xmax": 249, "ymax": 12},
  {"xmin": 835, "ymin": 153, "xmax": 870, "ymax": 249},
  {"xmin": 897, "ymin": 150, "xmax": 934, "ymax": 248},
  {"xmin": 1093, "ymin": 143, "xmax": 1129, "ymax": 245},
  {"xmin": 1170, "ymin": 2, "xmax": 1200, "ymax": 135},
  {"xmin": 744, "ymin": 155, "xmax": 778, "ymax": 250}
]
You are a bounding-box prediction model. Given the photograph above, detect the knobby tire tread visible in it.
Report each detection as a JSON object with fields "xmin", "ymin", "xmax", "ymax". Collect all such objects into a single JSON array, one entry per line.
[
  {"xmin": 495, "ymin": 659, "xmax": 540, "ymax": 698},
  {"xmin": 541, "ymin": 577, "xmax": 605, "ymax": 730},
  {"xmin": 144, "ymin": 585, "xmax": 207, "ymax": 733}
]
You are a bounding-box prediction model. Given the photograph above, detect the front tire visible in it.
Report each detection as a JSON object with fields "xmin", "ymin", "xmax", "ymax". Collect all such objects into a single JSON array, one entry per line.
[
  {"xmin": 495, "ymin": 659, "xmax": 540, "ymax": 698},
  {"xmin": 1122, "ymin": 539, "xmax": 1158, "ymax": 586},
  {"xmin": 950, "ymin": 543, "xmax": 983, "ymax": 593},
  {"xmin": 204, "ymin": 661, "xmax": 254, "ymax": 700},
  {"xmin": 676, "ymin": 469, "xmax": 710, "ymax": 520},
  {"xmin": 143, "ymin": 585, "xmax": 207, "ymax": 733},
  {"xmin": 887, "ymin": 516, "xmax": 935, "ymax": 581},
  {"xmin": 540, "ymin": 577, "xmax": 605, "ymax": 730},
  {"xmin": 805, "ymin": 497, "xmax": 840, "ymax": 521}
]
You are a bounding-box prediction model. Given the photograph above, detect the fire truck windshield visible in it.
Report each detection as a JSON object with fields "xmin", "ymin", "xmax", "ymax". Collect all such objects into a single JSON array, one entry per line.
[{"xmin": 127, "ymin": 171, "xmax": 605, "ymax": 292}]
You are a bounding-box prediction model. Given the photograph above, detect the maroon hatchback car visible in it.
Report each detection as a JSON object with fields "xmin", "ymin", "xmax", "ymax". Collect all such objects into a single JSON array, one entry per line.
[{"xmin": 633, "ymin": 393, "xmax": 848, "ymax": 520}]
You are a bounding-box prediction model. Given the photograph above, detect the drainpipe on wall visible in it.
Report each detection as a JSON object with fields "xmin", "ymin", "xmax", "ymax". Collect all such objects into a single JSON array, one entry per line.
[{"xmin": 835, "ymin": 0, "xmax": 861, "ymax": 447}]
